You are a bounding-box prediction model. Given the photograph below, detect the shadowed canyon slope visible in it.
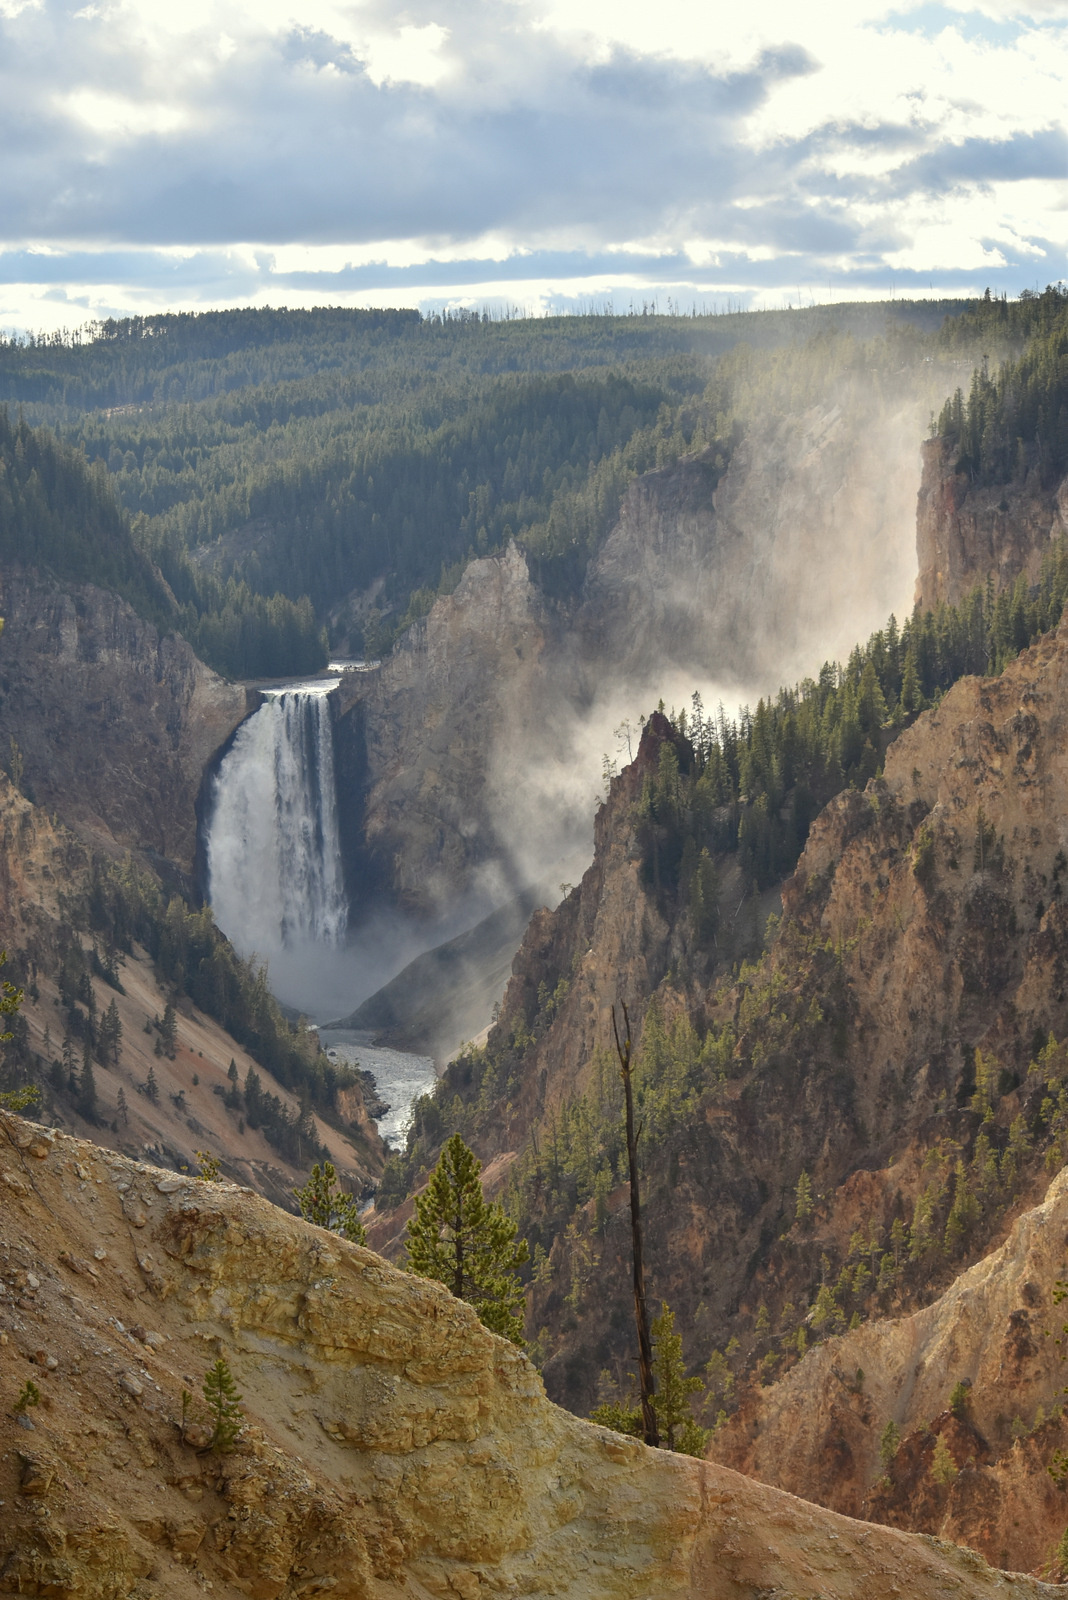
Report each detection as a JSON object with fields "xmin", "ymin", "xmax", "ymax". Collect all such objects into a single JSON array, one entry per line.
[
  {"xmin": 0, "ymin": 1110, "xmax": 1060, "ymax": 1600},
  {"xmin": 0, "ymin": 569, "xmax": 248, "ymax": 873},
  {"xmin": 0, "ymin": 769, "xmax": 383, "ymax": 1202}
]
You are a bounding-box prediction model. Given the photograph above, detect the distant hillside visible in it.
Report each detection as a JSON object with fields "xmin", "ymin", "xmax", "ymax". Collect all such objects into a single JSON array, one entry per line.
[{"xmin": 0, "ymin": 299, "xmax": 974, "ymax": 672}]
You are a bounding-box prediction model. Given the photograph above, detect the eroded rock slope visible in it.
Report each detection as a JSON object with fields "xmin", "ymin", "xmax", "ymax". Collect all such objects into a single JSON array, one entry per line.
[{"xmin": 0, "ymin": 1110, "xmax": 1058, "ymax": 1600}]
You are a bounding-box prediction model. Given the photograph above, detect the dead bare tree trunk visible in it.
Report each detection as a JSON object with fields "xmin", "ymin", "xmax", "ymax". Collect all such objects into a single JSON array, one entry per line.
[{"xmin": 613, "ymin": 1001, "xmax": 659, "ymax": 1448}]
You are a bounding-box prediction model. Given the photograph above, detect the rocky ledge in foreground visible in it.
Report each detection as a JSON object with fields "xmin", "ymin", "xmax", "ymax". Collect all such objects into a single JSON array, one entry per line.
[{"xmin": 0, "ymin": 1110, "xmax": 1060, "ymax": 1600}]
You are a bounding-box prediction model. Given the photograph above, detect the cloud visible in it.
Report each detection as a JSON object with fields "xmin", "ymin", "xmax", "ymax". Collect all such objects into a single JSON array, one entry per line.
[{"xmin": 0, "ymin": 0, "xmax": 1063, "ymax": 328}]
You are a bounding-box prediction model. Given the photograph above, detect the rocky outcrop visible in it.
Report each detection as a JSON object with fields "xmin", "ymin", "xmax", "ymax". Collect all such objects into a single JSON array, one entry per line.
[
  {"xmin": 350, "ymin": 542, "xmax": 564, "ymax": 919},
  {"xmin": 476, "ymin": 712, "xmax": 682, "ymax": 1142},
  {"xmin": 0, "ymin": 1110, "xmax": 1059, "ymax": 1600},
  {"xmin": 0, "ymin": 568, "xmax": 248, "ymax": 871},
  {"xmin": 414, "ymin": 606, "xmax": 1068, "ymax": 1468},
  {"xmin": 914, "ymin": 438, "xmax": 1068, "ymax": 609},
  {"xmin": 713, "ymin": 1166, "xmax": 1068, "ymax": 1573}
]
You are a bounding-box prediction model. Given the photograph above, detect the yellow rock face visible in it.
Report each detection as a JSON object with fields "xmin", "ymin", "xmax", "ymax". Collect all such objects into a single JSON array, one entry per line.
[{"xmin": 0, "ymin": 1110, "xmax": 1062, "ymax": 1599}]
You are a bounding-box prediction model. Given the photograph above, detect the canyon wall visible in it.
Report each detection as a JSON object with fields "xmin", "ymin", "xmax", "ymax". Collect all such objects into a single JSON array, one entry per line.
[
  {"xmin": 0, "ymin": 569, "xmax": 248, "ymax": 873},
  {"xmin": 0, "ymin": 771, "xmax": 383, "ymax": 1200},
  {"xmin": 414, "ymin": 610, "xmax": 1068, "ymax": 1479},
  {"xmin": 345, "ymin": 377, "xmax": 936, "ymax": 942},
  {"xmin": 0, "ymin": 1110, "xmax": 1059, "ymax": 1600},
  {"xmin": 915, "ymin": 439, "xmax": 1068, "ymax": 610},
  {"xmin": 713, "ymin": 1165, "xmax": 1068, "ymax": 1574}
]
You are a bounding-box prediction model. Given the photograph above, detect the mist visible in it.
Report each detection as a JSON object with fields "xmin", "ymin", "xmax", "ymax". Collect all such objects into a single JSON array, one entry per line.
[{"xmin": 206, "ymin": 342, "xmax": 959, "ymax": 1068}]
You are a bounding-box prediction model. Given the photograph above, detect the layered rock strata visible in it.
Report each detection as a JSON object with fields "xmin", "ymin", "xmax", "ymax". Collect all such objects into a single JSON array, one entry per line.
[{"xmin": 0, "ymin": 1110, "xmax": 1059, "ymax": 1600}]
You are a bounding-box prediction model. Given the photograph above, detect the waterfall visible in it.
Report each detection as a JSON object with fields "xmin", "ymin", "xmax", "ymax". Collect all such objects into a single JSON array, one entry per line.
[{"xmin": 207, "ymin": 683, "xmax": 348, "ymax": 957}]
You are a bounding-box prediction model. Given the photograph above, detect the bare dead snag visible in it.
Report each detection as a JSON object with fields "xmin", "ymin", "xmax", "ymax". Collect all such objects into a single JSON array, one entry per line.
[{"xmin": 613, "ymin": 1001, "xmax": 659, "ymax": 1448}]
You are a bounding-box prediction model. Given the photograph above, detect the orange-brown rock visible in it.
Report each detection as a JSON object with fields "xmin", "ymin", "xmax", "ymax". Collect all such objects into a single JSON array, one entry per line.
[
  {"xmin": 714, "ymin": 1165, "xmax": 1068, "ymax": 1573},
  {"xmin": 915, "ymin": 437, "xmax": 1068, "ymax": 610}
]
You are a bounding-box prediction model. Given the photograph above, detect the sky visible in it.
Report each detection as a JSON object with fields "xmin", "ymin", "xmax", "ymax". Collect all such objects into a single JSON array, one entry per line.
[{"xmin": 0, "ymin": 0, "xmax": 1065, "ymax": 334}]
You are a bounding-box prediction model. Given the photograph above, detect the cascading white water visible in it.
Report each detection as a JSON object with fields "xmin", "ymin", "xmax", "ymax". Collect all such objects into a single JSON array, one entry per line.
[{"xmin": 207, "ymin": 682, "xmax": 348, "ymax": 960}]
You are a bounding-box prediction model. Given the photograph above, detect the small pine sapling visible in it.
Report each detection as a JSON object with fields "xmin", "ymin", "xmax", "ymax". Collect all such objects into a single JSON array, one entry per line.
[
  {"xmin": 879, "ymin": 1418, "xmax": 901, "ymax": 1471},
  {"xmin": 13, "ymin": 1379, "xmax": 40, "ymax": 1413},
  {"xmin": 931, "ymin": 1434, "xmax": 958, "ymax": 1484},
  {"xmin": 203, "ymin": 1357, "xmax": 243, "ymax": 1452},
  {"xmin": 195, "ymin": 1150, "xmax": 222, "ymax": 1182}
]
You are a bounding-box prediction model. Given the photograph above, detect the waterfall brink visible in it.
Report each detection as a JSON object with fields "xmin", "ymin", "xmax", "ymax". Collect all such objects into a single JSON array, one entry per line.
[{"xmin": 207, "ymin": 684, "xmax": 348, "ymax": 956}]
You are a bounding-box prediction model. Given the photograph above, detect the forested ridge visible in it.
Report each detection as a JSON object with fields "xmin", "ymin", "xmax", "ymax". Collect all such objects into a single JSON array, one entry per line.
[
  {"xmin": 936, "ymin": 283, "xmax": 1068, "ymax": 488},
  {"xmin": 0, "ymin": 848, "xmax": 367, "ymax": 1168},
  {"xmin": 1, "ymin": 298, "xmax": 973, "ymax": 677}
]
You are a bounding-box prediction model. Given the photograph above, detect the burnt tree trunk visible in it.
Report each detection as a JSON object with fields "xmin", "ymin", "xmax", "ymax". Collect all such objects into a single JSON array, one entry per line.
[{"xmin": 613, "ymin": 1001, "xmax": 659, "ymax": 1448}]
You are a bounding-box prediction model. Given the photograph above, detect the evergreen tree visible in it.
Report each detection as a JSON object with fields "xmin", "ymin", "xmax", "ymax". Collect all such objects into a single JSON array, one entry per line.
[
  {"xmin": 202, "ymin": 1357, "xmax": 244, "ymax": 1452},
  {"xmin": 144, "ymin": 1064, "xmax": 160, "ymax": 1103},
  {"xmin": 293, "ymin": 1160, "xmax": 366, "ymax": 1244},
  {"xmin": 78, "ymin": 1037, "xmax": 97, "ymax": 1120},
  {"xmin": 931, "ymin": 1434, "xmax": 958, "ymax": 1485},
  {"xmin": 651, "ymin": 1301, "xmax": 706, "ymax": 1453},
  {"xmin": 159, "ymin": 1001, "xmax": 177, "ymax": 1059},
  {"xmin": 116, "ymin": 1085, "xmax": 129, "ymax": 1126},
  {"xmin": 879, "ymin": 1419, "xmax": 901, "ymax": 1471},
  {"xmin": 406, "ymin": 1133, "xmax": 529, "ymax": 1345},
  {"xmin": 100, "ymin": 997, "xmax": 122, "ymax": 1068},
  {"xmin": 0, "ymin": 950, "xmax": 22, "ymax": 1040}
]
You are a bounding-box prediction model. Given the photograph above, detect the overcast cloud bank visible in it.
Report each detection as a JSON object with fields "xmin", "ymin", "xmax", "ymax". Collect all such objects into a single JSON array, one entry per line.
[{"xmin": 0, "ymin": 0, "xmax": 1064, "ymax": 330}]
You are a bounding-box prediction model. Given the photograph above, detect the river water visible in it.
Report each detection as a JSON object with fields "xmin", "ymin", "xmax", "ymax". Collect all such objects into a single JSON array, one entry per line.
[{"xmin": 319, "ymin": 1030, "xmax": 437, "ymax": 1148}]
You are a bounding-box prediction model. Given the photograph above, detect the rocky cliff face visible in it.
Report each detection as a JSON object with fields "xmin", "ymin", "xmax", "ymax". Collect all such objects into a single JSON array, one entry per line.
[
  {"xmin": 0, "ymin": 1109, "xmax": 1058, "ymax": 1600},
  {"xmin": 713, "ymin": 1165, "xmax": 1068, "ymax": 1575},
  {"xmin": 0, "ymin": 568, "xmax": 248, "ymax": 872},
  {"xmin": 915, "ymin": 439, "xmax": 1068, "ymax": 610},
  {"xmin": 349, "ymin": 542, "xmax": 564, "ymax": 921},
  {"xmin": 405, "ymin": 606, "xmax": 1068, "ymax": 1531}
]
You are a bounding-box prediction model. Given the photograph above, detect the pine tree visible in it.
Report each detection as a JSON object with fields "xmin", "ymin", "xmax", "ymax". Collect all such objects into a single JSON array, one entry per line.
[
  {"xmin": 202, "ymin": 1357, "xmax": 243, "ymax": 1452},
  {"xmin": 100, "ymin": 997, "xmax": 122, "ymax": 1068},
  {"xmin": 795, "ymin": 1170, "xmax": 814, "ymax": 1223},
  {"xmin": 144, "ymin": 1064, "xmax": 160, "ymax": 1104},
  {"xmin": 406, "ymin": 1133, "xmax": 529, "ymax": 1345},
  {"xmin": 116, "ymin": 1085, "xmax": 129, "ymax": 1125},
  {"xmin": 0, "ymin": 951, "xmax": 23, "ymax": 1040},
  {"xmin": 931, "ymin": 1433, "xmax": 958, "ymax": 1484},
  {"xmin": 651, "ymin": 1301, "xmax": 706, "ymax": 1453},
  {"xmin": 293, "ymin": 1160, "xmax": 366, "ymax": 1244},
  {"xmin": 159, "ymin": 1002, "xmax": 177, "ymax": 1059},
  {"xmin": 879, "ymin": 1419, "xmax": 901, "ymax": 1471},
  {"xmin": 78, "ymin": 1036, "xmax": 97, "ymax": 1120}
]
